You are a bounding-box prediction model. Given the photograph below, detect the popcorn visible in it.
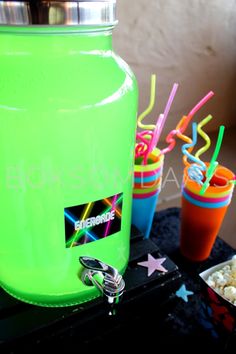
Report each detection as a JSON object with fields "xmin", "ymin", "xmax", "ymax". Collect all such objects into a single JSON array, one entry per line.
[
  {"xmin": 206, "ymin": 256, "xmax": 236, "ymax": 306},
  {"xmin": 206, "ymin": 278, "xmax": 215, "ymax": 288},
  {"xmin": 224, "ymin": 286, "xmax": 236, "ymax": 302},
  {"xmin": 211, "ymin": 271, "xmax": 227, "ymax": 286}
]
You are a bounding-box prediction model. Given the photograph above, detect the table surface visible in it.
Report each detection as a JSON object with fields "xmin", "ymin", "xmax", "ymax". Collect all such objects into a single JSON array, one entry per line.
[
  {"xmin": 151, "ymin": 207, "xmax": 236, "ymax": 352},
  {"xmin": 1, "ymin": 207, "xmax": 236, "ymax": 353}
]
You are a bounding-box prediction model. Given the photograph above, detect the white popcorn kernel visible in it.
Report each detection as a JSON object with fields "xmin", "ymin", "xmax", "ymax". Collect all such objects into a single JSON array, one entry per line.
[
  {"xmin": 218, "ymin": 277, "xmax": 228, "ymax": 287},
  {"xmin": 206, "ymin": 279, "xmax": 215, "ymax": 288},
  {"xmin": 223, "ymin": 265, "xmax": 231, "ymax": 272},
  {"xmin": 211, "ymin": 271, "xmax": 227, "ymax": 286},
  {"xmin": 211, "ymin": 271, "xmax": 222, "ymax": 280},
  {"xmin": 223, "ymin": 273, "xmax": 232, "ymax": 281},
  {"xmin": 216, "ymin": 287, "xmax": 224, "ymax": 296},
  {"xmin": 224, "ymin": 286, "xmax": 236, "ymax": 302}
]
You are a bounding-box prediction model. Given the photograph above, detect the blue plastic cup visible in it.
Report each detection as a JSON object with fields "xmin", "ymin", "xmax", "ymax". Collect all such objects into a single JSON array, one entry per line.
[
  {"xmin": 132, "ymin": 189, "xmax": 161, "ymax": 238},
  {"xmin": 131, "ymin": 148, "xmax": 164, "ymax": 238}
]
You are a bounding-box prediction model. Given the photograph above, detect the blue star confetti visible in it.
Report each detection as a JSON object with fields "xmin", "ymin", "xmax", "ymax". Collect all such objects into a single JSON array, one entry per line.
[{"xmin": 176, "ymin": 284, "xmax": 193, "ymax": 302}]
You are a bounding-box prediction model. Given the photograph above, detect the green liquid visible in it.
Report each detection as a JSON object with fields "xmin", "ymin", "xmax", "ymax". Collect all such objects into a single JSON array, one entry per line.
[{"xmin": 0, "ymin": 26, "xmax": 138, "ymax": 306}]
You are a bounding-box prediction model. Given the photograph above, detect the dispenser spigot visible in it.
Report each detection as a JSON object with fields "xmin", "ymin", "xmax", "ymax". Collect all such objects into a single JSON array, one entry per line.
[{"xmin": 79, "ymin": 256, "xmax": 125, "ymax": 310}]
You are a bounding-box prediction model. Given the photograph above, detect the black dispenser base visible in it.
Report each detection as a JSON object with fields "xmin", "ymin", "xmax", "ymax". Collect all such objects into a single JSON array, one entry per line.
[{"xmin": 0, "ymin": 226, "xmax": 181, "ymax": 353}]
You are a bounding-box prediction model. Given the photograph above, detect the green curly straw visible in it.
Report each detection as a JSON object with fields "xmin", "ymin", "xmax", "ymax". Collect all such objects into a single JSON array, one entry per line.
[{"xmin": 200, "ymin": 125, "xmax": 225, "ymax": 195}]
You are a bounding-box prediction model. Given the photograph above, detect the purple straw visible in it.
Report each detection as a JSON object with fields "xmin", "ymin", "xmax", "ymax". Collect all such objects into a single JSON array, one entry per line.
[
  {"xmin": 143, "ymin": 83, "xmax": 179, "ymax": 164},
  {"xmin": 156, "ymin": 83, "xmax": 179, "ymax": 146}
]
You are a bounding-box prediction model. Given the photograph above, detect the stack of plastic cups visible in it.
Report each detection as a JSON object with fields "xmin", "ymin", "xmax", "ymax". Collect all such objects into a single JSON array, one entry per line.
[
  {"xmin": 180, "ymin": 164, "xmax": 235, "ymax": 261},
  {"xmin": 132, "ymin": 148, "xmax": 164, "ymax": 239}
]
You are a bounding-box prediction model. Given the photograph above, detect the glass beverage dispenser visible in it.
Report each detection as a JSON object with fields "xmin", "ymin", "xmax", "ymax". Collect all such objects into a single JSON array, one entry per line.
[{"xmin": 0, "ymin": 0, "xmax": 138, "ymax": 306}]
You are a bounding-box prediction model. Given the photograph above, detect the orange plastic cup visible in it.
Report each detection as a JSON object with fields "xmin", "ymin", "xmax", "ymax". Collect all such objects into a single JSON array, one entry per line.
[{"xmin": 180, "ymin": 165, "xmax": 235, "ymax": 261}]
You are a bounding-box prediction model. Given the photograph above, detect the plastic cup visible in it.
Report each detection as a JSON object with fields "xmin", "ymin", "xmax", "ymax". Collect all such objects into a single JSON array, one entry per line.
[
  {"xmin": 132, "ymin": 148, "xmax": 164, "ymax": 238},
  {"xmin": 180, "ymin": 164, "xmax": 235, "ymax": 261}
]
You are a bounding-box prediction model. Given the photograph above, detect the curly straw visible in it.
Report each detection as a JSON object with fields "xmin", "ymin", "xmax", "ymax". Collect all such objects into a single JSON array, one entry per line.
[
  {"xmin": 200, "ymin": 126, "xmax": 225, "ymax": 195},
  {"xmin": 195, "ymin": 115, "xmax": 213, "ymax": 158},
  {"xmin": 160, "ymin": 91, "xmax": 214, "ymax": 156},
  {"xmin": 176, "ymin": 116, "xmax": 193, "ymax": 167},
  {"xmin": 137, "ymin": 74, "xmax": 156, "ymax": 130}
]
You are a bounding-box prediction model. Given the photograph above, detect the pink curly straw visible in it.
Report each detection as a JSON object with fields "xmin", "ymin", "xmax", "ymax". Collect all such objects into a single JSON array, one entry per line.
[{"xmin": 160, "ymin": 91, "xmax": 214, "ymax": 155}]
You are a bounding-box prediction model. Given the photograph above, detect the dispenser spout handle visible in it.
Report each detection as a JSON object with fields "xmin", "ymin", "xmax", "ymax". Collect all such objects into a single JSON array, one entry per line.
[{"xmin": 79, "ymin": 256, "xmax": 125, "ymax": 309}]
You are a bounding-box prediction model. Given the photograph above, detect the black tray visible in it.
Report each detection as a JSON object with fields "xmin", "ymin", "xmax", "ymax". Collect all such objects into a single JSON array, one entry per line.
[{"xmin": 0, "ymin": 225, "xmax": 181, "ymax": 353}]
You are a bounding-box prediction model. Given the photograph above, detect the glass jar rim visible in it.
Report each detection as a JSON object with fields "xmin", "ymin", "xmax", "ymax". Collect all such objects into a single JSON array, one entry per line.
[{"xmin": 0, "ymin": 1, "xmax": 117, "ymax": 26}]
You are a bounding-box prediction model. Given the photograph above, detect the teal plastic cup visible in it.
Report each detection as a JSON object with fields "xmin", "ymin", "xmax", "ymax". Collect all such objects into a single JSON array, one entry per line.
[{"xmin": 132, "ymin": 148, "xmax": 164, "ymax": 238}]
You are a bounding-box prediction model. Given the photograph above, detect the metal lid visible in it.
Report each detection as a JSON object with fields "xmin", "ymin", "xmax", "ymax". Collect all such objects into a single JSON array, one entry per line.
[{"xmin": 0, "ymin": 1, "xmax": 116, "ymax": 26}]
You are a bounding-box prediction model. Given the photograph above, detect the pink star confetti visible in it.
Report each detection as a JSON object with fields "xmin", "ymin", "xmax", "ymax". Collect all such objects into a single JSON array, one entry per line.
[{"xmin": 137, "ymin": 254, "xmax": 168, "ymax": 276}]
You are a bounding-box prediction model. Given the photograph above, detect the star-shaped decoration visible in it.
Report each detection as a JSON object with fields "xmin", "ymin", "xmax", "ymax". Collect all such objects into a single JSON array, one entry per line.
[
  {"xmin": 137, "ymin": 253, "xmax": 168, "ymax": 276},
  {"xmin": 176, "ymin": 284, "xmax": 193, "ymax": 302}
]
